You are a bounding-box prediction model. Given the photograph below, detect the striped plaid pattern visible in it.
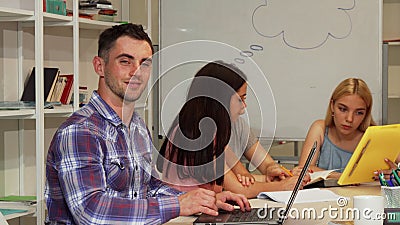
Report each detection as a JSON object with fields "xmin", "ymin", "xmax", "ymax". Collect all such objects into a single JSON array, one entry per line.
[{"xmin": 45, "ymin": 91, "xmax": 181, "ymax": 225}]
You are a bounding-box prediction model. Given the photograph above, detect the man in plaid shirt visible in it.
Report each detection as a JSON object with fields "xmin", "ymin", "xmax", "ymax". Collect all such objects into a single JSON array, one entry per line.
[{"xmin": 45, "ymin": 23, "xmax": 250, "ymax": 225}]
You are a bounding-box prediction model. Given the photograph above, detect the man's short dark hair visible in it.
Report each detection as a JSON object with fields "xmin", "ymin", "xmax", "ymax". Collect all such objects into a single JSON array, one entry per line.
[{"xmin": 98, "ymin": 23, "xmax": 154, "ymax": 62}]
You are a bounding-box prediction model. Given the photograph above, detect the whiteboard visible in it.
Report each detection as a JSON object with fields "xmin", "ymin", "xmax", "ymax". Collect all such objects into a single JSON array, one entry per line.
[{"xmin": 157, "ymin": 0, "xmax": 382, "ymax": 140}]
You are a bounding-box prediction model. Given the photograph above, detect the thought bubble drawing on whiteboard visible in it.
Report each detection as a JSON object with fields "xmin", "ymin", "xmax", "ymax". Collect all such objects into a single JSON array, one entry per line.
[{"xmin": 252, "ymin": 0, "xmax": 355, "ymax": 50}]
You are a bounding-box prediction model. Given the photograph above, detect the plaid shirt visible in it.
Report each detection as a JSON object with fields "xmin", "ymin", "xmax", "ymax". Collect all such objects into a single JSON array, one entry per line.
[{"xmin": 45, "ymin": 91, "xmax": 181, "ymax": 225}]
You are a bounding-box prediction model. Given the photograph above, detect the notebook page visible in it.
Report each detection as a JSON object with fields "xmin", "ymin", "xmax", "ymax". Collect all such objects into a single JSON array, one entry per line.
[{"xmin": 257, "ymin": 188, "xmax": 345, "ymax": 204}]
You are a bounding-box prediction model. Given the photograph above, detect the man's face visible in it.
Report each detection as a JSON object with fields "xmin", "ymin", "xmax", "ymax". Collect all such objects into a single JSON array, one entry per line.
[{"xmin": 103, "ymin": 36, "xmax": 152, "ymax": 102}]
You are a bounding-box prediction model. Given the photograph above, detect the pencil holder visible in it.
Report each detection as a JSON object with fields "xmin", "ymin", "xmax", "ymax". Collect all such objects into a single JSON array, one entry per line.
[{"xmin": 381, "ymin": 186, "xmax": 400, "ymax": 208}]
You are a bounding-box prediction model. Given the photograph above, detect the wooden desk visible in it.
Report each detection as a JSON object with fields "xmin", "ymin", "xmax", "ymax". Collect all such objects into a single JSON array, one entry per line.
[{"xmin": 164, "ymin": 182, "xmax": 381, "ymax": 225}]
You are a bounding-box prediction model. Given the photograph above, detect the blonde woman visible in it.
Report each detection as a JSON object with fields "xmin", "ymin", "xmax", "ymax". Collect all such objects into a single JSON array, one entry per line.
[{"xmin": 298, "ymin": 78, "xmax": 376, "ymax": 178}]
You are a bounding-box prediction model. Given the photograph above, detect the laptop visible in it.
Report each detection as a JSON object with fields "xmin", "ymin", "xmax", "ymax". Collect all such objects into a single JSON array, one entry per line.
[{"xmin": 193, "ymin": 141, "xmax": 317, "ymax": 225}]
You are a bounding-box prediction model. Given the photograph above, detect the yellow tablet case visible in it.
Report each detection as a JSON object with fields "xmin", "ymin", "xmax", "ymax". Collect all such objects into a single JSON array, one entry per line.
[{"xmin": 338, "ymin": 124, "xmax": 400, "ymax": 185}]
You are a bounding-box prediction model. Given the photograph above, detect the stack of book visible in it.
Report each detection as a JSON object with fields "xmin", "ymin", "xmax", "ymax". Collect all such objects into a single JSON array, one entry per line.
[
  {"xmin": 79, "ymin": 0, "xmax": 117, "ymax": 21},
  {"xmin": 49, "ymin": 74, "xmax": 74, "ymax": 105},
  {"xmin": 20, "ymin": 68, "xmax": 74, "ymax": 105}
]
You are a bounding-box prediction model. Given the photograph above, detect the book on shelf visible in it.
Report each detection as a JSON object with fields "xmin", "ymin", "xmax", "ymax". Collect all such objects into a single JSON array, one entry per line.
[
  {"xmin": 49, "ymin": 75, "xmax": 67, "ymax": 102},
  {"xmin": 59, "ymin": 74, "xmax": 74, "ymax": 105},
  {"xmin": 79, "ymin": 0, "xmax": 113, "ymax": 7},
  {"xmin": 78, "ymin": 0, "xmax": 117, "ymax": 21},
  {"xmin": 79, "ymin": 86, "xmax": 89, "ymax": 104},
  {"xmin": 79, "ymin": 1, "xmax": 113, "ymax": 9},
  {"xmin": 44, "ymin": 0, "xmax": 67, "ymax": 16},
  {"xmin": 93, "ymin": 14, "xmax": 115, "ymax": 22},
  {"xmin": 20, "ymin": 67, "xmax": 60, "ymax": 102},
  {"xmin": 383, "ymin": 38, "xmax": 400, "ymax": 43},
  {"xmin": 71, "ymin": 86, "xmax": 89, "ymax": 105}
]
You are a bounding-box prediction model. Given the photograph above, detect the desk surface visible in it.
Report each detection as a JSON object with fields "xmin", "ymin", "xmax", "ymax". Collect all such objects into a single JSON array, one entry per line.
[{"xmin": 165, "ymin": 182, "xmax": 381, "ymax": 225}]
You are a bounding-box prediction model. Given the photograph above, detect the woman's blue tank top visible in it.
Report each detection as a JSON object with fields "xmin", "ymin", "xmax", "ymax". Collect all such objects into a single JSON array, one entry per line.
[{"xmin": 316, "ymin": 127, "xmax": 353, "ymax": 172}]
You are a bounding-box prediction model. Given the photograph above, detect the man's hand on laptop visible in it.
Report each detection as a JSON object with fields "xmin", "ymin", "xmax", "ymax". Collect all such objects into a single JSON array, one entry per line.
[
  {"xmin": 178, "ymin": 188, "xmax": 219, "ymax": 216},
  {"xmin": 177, "ymin": 188, "xmax": 250, "ymax": 216},
  {"xmin": 215, "ymin": 191, "xmax": 251, "ymax": 212}
]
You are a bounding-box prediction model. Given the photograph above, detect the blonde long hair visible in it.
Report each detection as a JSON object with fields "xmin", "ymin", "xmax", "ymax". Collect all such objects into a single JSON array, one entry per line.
[{"xmin": 325, "ymin": 78, "xmax": 376, "ymax": 131}]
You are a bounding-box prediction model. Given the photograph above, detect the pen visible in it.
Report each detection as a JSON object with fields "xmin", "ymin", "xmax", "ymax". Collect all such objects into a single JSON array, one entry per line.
[
  {"xmin": 280, "ymin": 165, "xmax": 294, "ymax": 177},
  {"xmin": 392, "ymin": 169, "xmax": 400, "ymax": 185},
  {"xmin": 386, "ymin": 179, "xmax": 395, "ymax": 187},
  {"xmin": 379, "ymin": 172, "xmax": 389, "ymax": 186},
  {"xmin": 390, "ymin": 175, "xmax": 399, "ymax": 186}
]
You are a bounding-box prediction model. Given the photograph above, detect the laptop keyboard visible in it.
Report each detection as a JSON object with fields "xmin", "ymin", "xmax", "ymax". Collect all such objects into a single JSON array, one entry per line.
[{"xmin": 227, "ymin": 208, "xmax": 266, "ymax": 222}]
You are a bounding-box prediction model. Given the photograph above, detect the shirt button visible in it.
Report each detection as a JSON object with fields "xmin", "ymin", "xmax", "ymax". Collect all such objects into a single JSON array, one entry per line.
[{"xmin": 134, "ymin": 192, "xmax": 137, "ymax": 197}]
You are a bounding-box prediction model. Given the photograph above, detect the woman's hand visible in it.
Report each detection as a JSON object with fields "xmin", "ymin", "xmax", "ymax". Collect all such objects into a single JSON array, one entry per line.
[
  {"xmin": 373, "ymin": 158, "xmax": 399, "ymax": 180},
  {"xmin": 236, "ymin": 173, "xmax": 255, "ymax": 187},
  {"xmin": 291, "ymin": 166, "xmax": 313, "ymax": 176},
  {"xmin": 265, "ymin": 164, "xmax": 287, "ymax": 182},
  {"xmin": 273, "ymin": 174, "xmax": 310, "ymax": 191}
]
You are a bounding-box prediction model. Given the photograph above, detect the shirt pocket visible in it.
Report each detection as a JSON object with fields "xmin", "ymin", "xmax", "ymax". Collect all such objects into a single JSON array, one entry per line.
[{"xmin": 104, "ymin": 156, "xmax": 132, "ymax": 192}]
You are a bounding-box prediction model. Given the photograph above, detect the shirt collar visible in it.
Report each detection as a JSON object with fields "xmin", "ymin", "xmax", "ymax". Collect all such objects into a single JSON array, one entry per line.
[
  {"xmin": 89, "ymin": 91, "xmax": 141, "ymax": 127},
  {"xmin": 89, "ymin": 91, "xmax": 124, "ymax": 127}
]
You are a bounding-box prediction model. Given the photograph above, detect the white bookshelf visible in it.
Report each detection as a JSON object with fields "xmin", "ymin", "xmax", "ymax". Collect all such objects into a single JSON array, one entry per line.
[
  {"xmin": 0, "ymin": 7, "xmax": 33, "ymax": 20},
  {"xmin": 0, "ymin": 110, "xmax": 35, "ymax": 119},
  {"xmin": 0, "ymin": 1, "xmax": 137, "ymax": 224}
]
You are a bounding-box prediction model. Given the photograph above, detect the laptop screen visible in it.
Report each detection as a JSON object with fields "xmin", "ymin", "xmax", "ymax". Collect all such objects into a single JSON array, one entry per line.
[{"xmin": 278, "ymin": 141, "xmax": 317, "ymax": 224}]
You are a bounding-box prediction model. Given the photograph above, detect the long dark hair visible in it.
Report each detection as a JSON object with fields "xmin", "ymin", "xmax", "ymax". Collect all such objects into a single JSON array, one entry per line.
[
  {"xmin": 191, "ymin": 60, "xmax": 247, "ymax": 95},
  {"xmin": 158, "ymin": 96, "xmax": 230, "ymax": 186},
  {"xmin": 157, "ymin": 60, "xmax": 247, "ymax": 186}
]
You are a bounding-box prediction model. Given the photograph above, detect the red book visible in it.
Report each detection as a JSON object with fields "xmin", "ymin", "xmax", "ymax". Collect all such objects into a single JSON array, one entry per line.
[{"xmin": 59, "ymin": 74, "xmax": 74, "ymax": 104}]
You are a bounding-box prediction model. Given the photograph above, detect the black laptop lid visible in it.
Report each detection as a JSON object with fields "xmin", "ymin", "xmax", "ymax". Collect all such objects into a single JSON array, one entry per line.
[{"xmin": 278, "ymin": 141, "xmax": 317, "ymax": 224}]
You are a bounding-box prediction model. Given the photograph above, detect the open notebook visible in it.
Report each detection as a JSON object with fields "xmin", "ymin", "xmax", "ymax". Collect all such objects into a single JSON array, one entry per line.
[
  {"xmin": 257, "ymin": 188, "xmax": 344, "ymax": 204},
  {"xmin": 303, "ymin": 169, "xmax": 345, "ymax": 188}
]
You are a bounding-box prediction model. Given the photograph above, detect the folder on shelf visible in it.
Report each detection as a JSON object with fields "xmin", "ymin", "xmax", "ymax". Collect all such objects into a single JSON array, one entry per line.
[
  {"xmin": 0, "ymin": 208, "xmax": 28, "ymax": 216},
  {"xmin": 20, "ymin": 67, "xmax": 60, "ymax": 102}
]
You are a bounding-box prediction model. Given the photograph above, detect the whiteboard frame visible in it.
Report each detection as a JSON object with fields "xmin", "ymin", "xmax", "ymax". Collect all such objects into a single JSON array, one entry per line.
[{"xmin": 158, "ymin": 0, "xmax": 383, "ymax": 141}]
